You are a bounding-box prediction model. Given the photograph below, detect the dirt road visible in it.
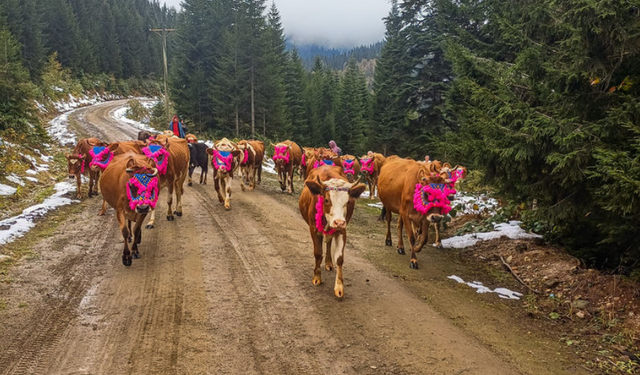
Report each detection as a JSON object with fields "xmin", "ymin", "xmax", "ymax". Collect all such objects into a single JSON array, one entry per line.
[{"xmin": 0, "ymin": 101, "xmax": 581, "ymax": 374}]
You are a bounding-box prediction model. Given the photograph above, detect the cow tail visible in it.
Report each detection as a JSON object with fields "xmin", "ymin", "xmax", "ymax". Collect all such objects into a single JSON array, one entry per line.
[{"xmin": 379, "ymin": 206, "xmax": 387, "ymax": 222}]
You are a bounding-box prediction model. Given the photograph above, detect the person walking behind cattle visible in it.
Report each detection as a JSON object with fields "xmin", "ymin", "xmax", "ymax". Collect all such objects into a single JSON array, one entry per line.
[
  {"xmin": 328, "ymin": 140, "xmax": 342, "ymax": 156},
  {"xmin": 169, "ymin": 115, "xmax": 185, "ymax": 138}
]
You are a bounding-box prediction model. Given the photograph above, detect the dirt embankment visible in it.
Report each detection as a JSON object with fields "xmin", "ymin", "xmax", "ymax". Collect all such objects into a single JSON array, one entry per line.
[{"xmin": 0, "ymin": 100, "xmax": 592, "ymax": 375}]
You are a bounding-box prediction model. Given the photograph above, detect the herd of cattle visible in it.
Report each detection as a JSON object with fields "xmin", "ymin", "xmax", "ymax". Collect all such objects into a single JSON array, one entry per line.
[{"xmin": 65, "ymin": 131, "xmax": 466, "ymax": 297}]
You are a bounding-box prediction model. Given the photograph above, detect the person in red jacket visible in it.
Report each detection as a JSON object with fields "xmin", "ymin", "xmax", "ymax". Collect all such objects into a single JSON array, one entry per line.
[{"xmin": 169, "ymin": 115, "xmax": 185, "ymax": 138}]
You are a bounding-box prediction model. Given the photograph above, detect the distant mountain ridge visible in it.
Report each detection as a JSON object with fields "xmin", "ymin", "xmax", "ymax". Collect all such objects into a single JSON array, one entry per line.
[{"xmin": 286, "ymin": 40, "xmax": 385, "ymax": 71}]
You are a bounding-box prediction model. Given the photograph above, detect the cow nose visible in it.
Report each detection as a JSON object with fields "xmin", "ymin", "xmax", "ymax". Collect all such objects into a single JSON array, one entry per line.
[
  {"xmin": 333, "ymin": 219, "xmax": 346, "ymax": 229},
  {"xmin": 68, "ymin": 175, "xmax": 75, "ymax": 179},
  {"xmin": 136, "ymin": 205, "xmax": 150, "ymax": 214},
  {"xmin": 429, "ymin": 214, "xmax": 443, "ymax": 223}
]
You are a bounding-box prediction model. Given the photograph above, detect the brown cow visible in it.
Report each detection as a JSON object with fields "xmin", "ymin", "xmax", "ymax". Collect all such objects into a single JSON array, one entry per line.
[
  {"xmin": 358, "ymin": 152, "xmax": 386, "ymax": 199},
  {"xmin": 378, "ymin": 156, "xmax": 456, "ymax": 269},
  {"xmin": 272, "ymin": 140, "xmax": 302, "ymax": 193},
  {"xmin": 137, "ymin": 130, "xmax": 156, "ymax": 141},
  {"xmin": 299, "ymin": 147, "xmax": 315, "ymax": 181},
  {"xmin": 66, "ymin": 137, "xmax": 108, "ymax": 199},
  {"xmin": 207, "ymin": 138, "xmax": 241, "ymax": 210},
  {"xmin": 341, "ymin": 155, "xmax": 361, "ymax": 183},
  {"xmin": 237, "ymin": 140, "xmax": 264, "ymax": 191},
  {"xmin": 299, "ymin": 166, "xmax": 366, "ymax": 298},
  {"xmin": 144, "ymin": 136, "xmax": 190, "ymax": 227},
  {"xmin": 100, "ymin": 152, "xmax": 160, "ymax": 266}
]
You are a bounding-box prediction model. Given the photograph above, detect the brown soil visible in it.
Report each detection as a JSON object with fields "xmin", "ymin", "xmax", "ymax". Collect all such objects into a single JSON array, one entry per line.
[{"xmin": 0, "ymin": 100, "xmax": 595, "ymax": 375}]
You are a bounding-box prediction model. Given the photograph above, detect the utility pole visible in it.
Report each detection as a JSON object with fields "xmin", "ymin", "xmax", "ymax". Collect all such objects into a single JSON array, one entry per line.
[{"xmin": 150, "ymin": 28, "xmax": 175, "ymax": 121}]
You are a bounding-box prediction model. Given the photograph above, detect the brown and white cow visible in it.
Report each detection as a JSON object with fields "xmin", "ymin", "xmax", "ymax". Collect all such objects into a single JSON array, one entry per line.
[
  {"xmin": 237, "ymin": 140, "xmax": 264, "ymax": 191},
  {"xmin": 358, "ymin": 152, "xmax": 386, "ymax": 199},
  {"xmin": 298, "ymin": 166, "xmax": 366, "ymax": 298},
  {"xmin": 272, "ymin": 140, "xmax": 302, "ymax": 194},
  {"xmin": 143, "ymin": 136, "xmax": 190, "ymax": 227},
  {"xmin": 66, "ymin": 137, "xmax": 108, "ymax": 199},
  {"xmin": 100, "ymin": 152, "xmax": 160, "ymax": 266},
  {"xmin": 378, "ymin": 156, "xmax": 456, "ymax": 269},
  {"xmin": 341, "ymin": 155, "xmax": 361, "ymax": 183},
  {"xmin": 299, "ymin": 147, "xmax": 315, "ymax": 181},
  {"xmin": 185, "ymin": 133, "xmax": 198, "ymax": 144},
  {"xmin": 207, "ymin": 138, "xmax": 241, "ymax": 210}
]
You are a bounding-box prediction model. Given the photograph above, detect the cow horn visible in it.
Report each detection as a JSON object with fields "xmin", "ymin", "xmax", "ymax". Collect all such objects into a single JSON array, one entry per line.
[
  {"xmin": 270, "ymin": 142, "xmax": 277, "ymax": 147},
  {"xmin": 317, "ymin": 175, "xmax": 328, "ymax": 187},
  {"xmin": 149, "ymin": 168, "xmax": 158, "ymax": 177},
  {"xmin": 349, "ymin": 176, "xmax": 362, "ymax": 187},
  {"xmin": 126, "ymin": 168, "xmax": 134, "ymax": 174}
]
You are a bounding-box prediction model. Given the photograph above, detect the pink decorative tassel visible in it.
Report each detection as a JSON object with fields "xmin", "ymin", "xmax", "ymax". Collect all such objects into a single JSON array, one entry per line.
[
  {"xmin": 241, "ymin": 149, "xmax": 249, "ymax": 165},
  {"xmin": 126, "ymin": 173, "xmax": 160, "ymax": 211},
  {"xmin": 360, "ymin": 158, "xmax": 374, "ymax": 174},
  {"xmin": 212, "ymin": 150, "xmax": 233, "ymax": 172},
  {"xmin": 89, "ymin": 147, "xmax": 113, "ymax": 171},
  {"xmin": 315, "ymin": 195, "xmax": 337, "ymax": 236},
  {"xmin": 413, "ymin": 183, "xmax": 457, "ymax": 216},
  {"xmin": 142, "ymin": 145, "xmax": 170, "ymax": 175},
  {"xmin": 343, "ymin": 160, "xmax": 355, "ymax": 175},
  {"xmin": 272, "ymin": 145, "xmax": 290, "ymax": 164}
]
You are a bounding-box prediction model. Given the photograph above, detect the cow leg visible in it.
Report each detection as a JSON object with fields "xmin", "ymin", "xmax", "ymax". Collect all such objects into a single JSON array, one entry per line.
[
  {"xmin": 131, "ymin": 218, "xmax": 144, "ymax": 259},
  {"xmin": 98, "ymin": 200, "xmax": 108, "ymax": 216},
  {"xmin": 257, "ymin": 164, "xmax": 262, "ymax": 184},
  {"xmin": 250, "ymin": 166, "xmax": 257, "ymax": 191},
  {"xmin": 166, "ymin": 182, "xmax": 175, "ymax": 221},
  {"xmin": 76, "ymin": 173, "xmax": 82, "ymax": 199},
  {"xmin": 240, "ymin": 167, "xmax": 247, "ymax": 192},
  {"xmin": 369, "ymin": 176, "xmax": 376, "ymax": 200},
  {"xmin": 199, "ymin": 168, "xmax": 204, "ymax": 185},
  {"xmin": 173, "ymin": 178, "xmax": 184, "ymax": 217},
  {"xmin": 188, "ymin": 167, "xmax": 194, "ymax": 187},
  {"xmin": 403, "ymin": 216, "xmax": 419, "ymax": 269},
  {"xmin": 146, "ymin": 208, "xmax": 157, "ymax": 229},
  {"xmin": 325, "ymin": 236, "xmax": 333, "ymax": 271},
  {"xmin": 87, "ymin": 171, "xmax": 94, "ymax": 197},
  {"xmin": 224, "ymin": 176, "xmax": 231, "ymax": 210},
  {"xmin": 312, "ymin": 230, "xmax": 324, "ymax": 286},
  {"xmin": 117, "ymin": 211, "xmax": 132, "ymax": 267},
  {"xmin": 396, "ymin": 216, "xmax": 405, "ymax": 255},
  {"xmin": 433, "ymin": 222, "xmax": 442, "ymax": 248},
  {"xmin": 127, "ymin": 220, "xmax": 133, "ymax": 243},
  {"xmin": 385, "ymin": 207, "xmax": 393, "ymax": 247},
  {"xmin": 214, "ymin": 173, "xmax": 224, "ymax": 203},
  {"xmin": 277, "ymin": 168, "xmax": 285, "ymax": 191},
  {"xmin": 333, "ymin": 233, "xmax": 346, "ymax": 298}
]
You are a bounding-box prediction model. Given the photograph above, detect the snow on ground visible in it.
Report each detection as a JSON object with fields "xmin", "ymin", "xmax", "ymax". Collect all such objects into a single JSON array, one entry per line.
[
  {"xmin": 111, "ymin": 102, "xmax": 158, "ymax": 133},
  {"xmin": 441, "ymin": 220, "xmax": 541, "ymax": 249},
  {"xmin": 367, "ymin": 202, "xmax": 384, "ymax": 209},
  {"xmin": 263, "ymin": 159, "xmax": 276, "ymax": 175},
  {"xmin": 0, "ymin": 181, "xmax": 78, "ymax": 246},
  {"xmin": 451, "ymin": 192, "xmax": 499, "ymax": 216},
  {"xmin": 6, "ymin": 174, "xmax": 24, "ymax": 187},
  {"xmin": 48, "ymin": 108, "xmax": 82, "ymax": 146},
  {"xmin": 0, "ymin": 184, "xmax": 17, "ymax": 196},
  {"xmin": 447, "ymin": 275, "xmax": 523, "ymax": 300}
]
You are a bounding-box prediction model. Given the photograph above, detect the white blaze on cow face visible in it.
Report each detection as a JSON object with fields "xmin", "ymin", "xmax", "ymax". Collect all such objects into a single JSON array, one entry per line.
[{"xmin": 323, "ymin": 178, "xmax": 351, "ymax": 230}]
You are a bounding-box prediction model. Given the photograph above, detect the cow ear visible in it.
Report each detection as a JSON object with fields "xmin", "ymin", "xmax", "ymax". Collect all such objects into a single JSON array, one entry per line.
[
  {"xmin": 416, "ymin": 168, "xmax": 428, "ymax": 185},
  {"xmin": 65, "ymin": 153, "xmax": 71, "ymax": 159},
  {"xmin": 206, "ymin": 148, "xmax": 213, "ymax": 156},
  {"xmin": 349, "ymin": 183, "xmax": 367, "ymax": 199},
  {"xmin": 108, "ymin": 143, "xmax": 120, "ymax": 153},
  {"xmin": 231, "ymin": 150, "xmax": 241, "ymax": 157},
  {"xmin": 305, "ymin": 179, "xmax": 323, "ymax": 195}
]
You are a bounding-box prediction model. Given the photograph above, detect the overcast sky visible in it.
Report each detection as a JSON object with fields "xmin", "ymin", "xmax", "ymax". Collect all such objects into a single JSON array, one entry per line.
[{"xmin": 160, "ymin": 0, "xmax": 390, "ymax": 48}]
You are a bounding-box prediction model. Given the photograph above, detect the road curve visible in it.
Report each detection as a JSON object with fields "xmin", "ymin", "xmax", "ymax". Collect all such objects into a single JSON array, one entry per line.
[{"xmin": 0, "ymin": 100, "xmax": 528, "ymax": 375}]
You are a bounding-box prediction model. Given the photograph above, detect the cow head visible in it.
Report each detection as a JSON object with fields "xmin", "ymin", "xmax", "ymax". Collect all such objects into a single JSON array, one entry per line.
[
  {"xmin": 185, "ymin": 134, "xmax": 198, "ymax": 144},
  {"xmin": 89, "ymin": 143, "xmax": 113, "ymax": 172},
  {"xmin": 306, "ymin": 175, "xmax": 366, "ymax": 232},
  {"xmin": 414, "ymin": 168, "xmax": 455, "ymax": 223},
  {"xmin": 341, "ymin": 156, "xmax": 359, "ymax": 183},
  {"xmin": 125, "ymin": 158, "xmax": 159, "ymax": 214},
  {"xmin": 208, "ymin": 138, "xmax": 240, "ymax": 174},
  {"xmin": 272, "ymin": 143, "xmax": 291, "ymax": 167},
  {"xmin": 66, "ymin": 153, "xmax": 86, "ymax": 178},
  {"xmin": 142, "ymin": 139, "xmax": 171, "ymax": 175},
  {"xmin": 359, "ymin": 156, "xmax": 375, "ymax": 175}
]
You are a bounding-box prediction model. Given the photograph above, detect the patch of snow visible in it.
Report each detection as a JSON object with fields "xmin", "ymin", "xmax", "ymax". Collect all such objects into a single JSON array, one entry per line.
[
  {"xmin": 442, "ymin": 220, "xmax": 541, "ymax": 249},
  {"xmin": 263, "ymin": 159, "xmax": 276, "ymax": 175},
  {"xmin": 110, "ymin": 100, "xmax": 158, "ymax": 133},
  {"xmin": 23, "ymin": 154, "xmax": 49, "ymax": 172},
  {"xmin": 25, "ymin": 177, "xmax": 38, "ymax": 183},
  {"xmin": 204, "ymin": 140, "xmax": 214, "ymax": 149},
  {"xmin": 48, "ymin": 108, "xmax": 80, "ymax": 146},
  {"xmin": 367, "ymin": 202, "xmax": 384, "ymax": 209},
  {"xmin": 0, "ymin": 181, "xmax": 78, "ymax": 245},
  {"xmin": 53, "ymin": 86, "xmax": 64, "ymax": 93},
  {"xmin": 0, "ymin": 183, "xmax": 17, "ymax": 196},
  {"xmin": 447, "ymin": 275, "xmax": 523, "ymax": 300},
  {"xmin": 7, "ymin": 174, "xmax": 24, "ymax": 186},
  {"xmin": 26, "ymin": 170, "xmax": 37, "ymax": 176},
  {"xmin": 451, "ymin": 192, "xmax": 499, "ymax": 216}
]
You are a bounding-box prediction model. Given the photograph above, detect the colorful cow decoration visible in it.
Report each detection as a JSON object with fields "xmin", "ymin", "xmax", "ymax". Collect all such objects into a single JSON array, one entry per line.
[
  {"xmin": 272, "ymin": 140, "xmax": 302, "ymax": 194},
  {"xmin": 378, "ymin": 156, "xmax": 455, "ymax": 269},
  {"xmin": 340, "ymin": 155, "xmax": 361, "ymax": 183},
  {"xmin": 100, "ymin": 152, "xmax": 160, "ymax": 266},
  {"xmin": 358, "ymin": 152, "xmax": 386, "ymax": 199},
  {"xmin": 237, "ymin": 140, "xmax": 265, "ymax": 191},
  {"xmin": 298, "ymin": 165, "xmax": 366, "ymax": 298},
  {"xmin": 207, "ymin": 138, "xmax": 241, "ymax": 210}
]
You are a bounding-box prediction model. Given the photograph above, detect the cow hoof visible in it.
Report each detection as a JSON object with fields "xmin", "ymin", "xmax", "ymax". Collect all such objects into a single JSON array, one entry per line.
[
  {"xmin": 436, "ymin": 243, "xmax": 443, "ymax": 249},
  {"xmin": 167, "ymin": 216, "xmax": 174, "ymax": 221},
  {"xmin": 132, "ymin": 252, "xmax": 141, "ymax": 259},
  {"xmin": 146, "ymin": 224, "xmax": 155, "ymax": 229},
  {"xmin": 188, "ymin": 182, "xmax": 193, "ymax": 187},
  {"xmin": 224, "ymin": 204, "xmax": 231, "ymax": 211},
  {"xmin": 240, "ymin": 185, "xmax": 246, "ymax": 192},
  {"xmin": 325, "ymin": 263, "xmax": 333, "ymax": 271},
  {"xmin": 410, "ymin": 260, "xmax": 419, "ymax": 269},
  {"xmin": 97, "ymin": 211, "xmax": 106, "ymax": 216},
  {"xmin": 122, "ymin": 257, "xmax": 132, "ymax": 267},
  {"xmin": 385, "ymin": 239, "xmax": 392, "ymax": 247},
  {"xmin": 397, "ymin": 247, "xmax": 405, "ymax": 255},
  {"xmin": 127, "ymin": 236, "xmax": 132, "ymax": 243},
  {"xmin": 335, "ymin": 287, "xmax": 344, "ymax": 298},
  {"xmin": 174, "ymin": 211, "xmax": 182, "ymax": 217},
  {"xmin": 312, "ymin": 277, "xmax": 322, "ymax": 286}
]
